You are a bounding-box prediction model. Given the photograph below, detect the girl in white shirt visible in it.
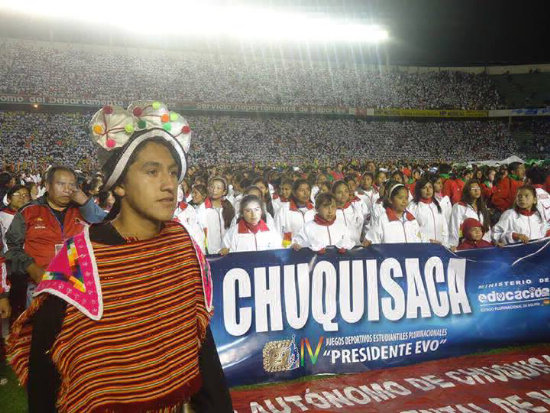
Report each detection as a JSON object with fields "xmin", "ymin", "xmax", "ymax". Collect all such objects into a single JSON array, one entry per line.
[
  {"xmin": 272, "ymin": 179, "xmax": 292, "ymax": 216},
  {"xmin": 196, "ymin": 177, "xmax": 235, "ymax": 254},
  {"xmin": 293, "ymin": 192, "xmax": 355, "ymax": 253},
  {"xmin": 221, "ymin": 195, "xmax": 282, "ymax": 254},
  {"xmin": 274, "ymin": 179, "xmax": 315, "ymax": 248},
  {"xmin": 364, "ymin": 181, "xmax": 422, "ymax": 245},
  {"xmin": 332, "ymin": 180, "xmax": 364, "ymax": 245},
  {"xmin": 356, "ymin": 172, "xmax": 380, "ymax": 221},
  {"xmin": 431, "ymin": 175, "xmax": 452, "ymax": 223},
  {"xmin": 493, "ymin": 185, "xmax": 550, "ymax": 245},
  {"xmin": 408, "ymin": 177, "xmax": 449, "ymax": 246},
  {"xmin": 174, "ymin": 199, "xmax": 205, "ymax": 253},
  {"xmin": 448, "ymin": 179, "xmax": 492, "ymax": 248}
]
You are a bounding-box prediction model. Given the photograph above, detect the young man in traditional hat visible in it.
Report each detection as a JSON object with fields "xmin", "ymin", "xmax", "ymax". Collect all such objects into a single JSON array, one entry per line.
[{"xmin": 8, "ymin": 102, "xmax": 232, "ymax": 412}]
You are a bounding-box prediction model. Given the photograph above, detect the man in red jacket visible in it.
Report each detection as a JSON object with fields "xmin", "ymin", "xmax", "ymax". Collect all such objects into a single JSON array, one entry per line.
[
  {"xmin": 491, "ymin": 161, "xmax": 525, "ymax": 212},
  {"xmin": 5, "ymin": 166, "xmax": 87, "ymax": 305}
]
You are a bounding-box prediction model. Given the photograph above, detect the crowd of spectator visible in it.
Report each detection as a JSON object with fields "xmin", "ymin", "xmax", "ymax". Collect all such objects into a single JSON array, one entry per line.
[
  {"xmin": 0, "ymin": 38, "xmax": 502, "ymax": 109},
  {"xmin": 1, "ymin": 111, "xmax": 526, "ymax": 170}
]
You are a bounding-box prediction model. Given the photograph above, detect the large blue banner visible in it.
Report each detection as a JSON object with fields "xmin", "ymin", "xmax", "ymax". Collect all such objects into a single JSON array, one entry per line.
[{"xmin": 207, "ymin": 240, "xmax": 550, "ymax": 387}]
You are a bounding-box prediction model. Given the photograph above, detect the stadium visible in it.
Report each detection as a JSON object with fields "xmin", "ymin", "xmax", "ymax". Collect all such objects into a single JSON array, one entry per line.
[{"xmin": 0, "ymin": 1, "xmax": 549, "ymax": 412}]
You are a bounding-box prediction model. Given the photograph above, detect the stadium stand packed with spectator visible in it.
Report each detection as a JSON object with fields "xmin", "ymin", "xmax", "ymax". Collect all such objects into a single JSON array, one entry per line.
[
  {"xmin": 1, "ymin": 111, "xmax": 529, "ymax": 168},
  {"xmin": 0, "ymin": 38, "xmax": 503, "ymax": 109}
]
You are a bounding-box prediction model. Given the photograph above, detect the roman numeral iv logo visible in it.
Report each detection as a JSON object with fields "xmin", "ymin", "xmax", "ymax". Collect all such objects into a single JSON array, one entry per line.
[{"xmin": 300, "ymin": 336, "xmax": 324, "ymax": 366}]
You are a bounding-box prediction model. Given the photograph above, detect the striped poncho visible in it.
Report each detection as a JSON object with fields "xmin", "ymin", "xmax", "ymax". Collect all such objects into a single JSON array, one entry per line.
[{"xmin": 8, "ymin": 221, "xmax": 214, "ymax": 413}]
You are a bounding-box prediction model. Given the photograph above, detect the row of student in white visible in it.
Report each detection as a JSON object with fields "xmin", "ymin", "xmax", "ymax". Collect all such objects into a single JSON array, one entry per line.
[{"xmin": 173, "ymin": 174, "xmax": 550, "ymax": 255}]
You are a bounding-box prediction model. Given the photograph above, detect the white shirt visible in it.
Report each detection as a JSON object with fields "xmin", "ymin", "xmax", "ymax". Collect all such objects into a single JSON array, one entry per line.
[
  {"xmin": 366, "ymin": 208, "xmax": 422, "ymax": 244},
  {"xmin": 435, "ymin": 193, "xmax": 452, "ymax": 224},
  {"xmin": 335, "ymin": 202, "xmax": 364, "ymax": 245},
  {"xmin": 449, "ymin": 202, "xmax": 492, "ymax": 247},
  {"xmin": 196, "ymin": 200, "xmax": 230, "ymax": 254},
  {"xmin": 274, "ymin": 201, "xmax": 316, "ymax": 247},
  {"xmin": 222, "ymin": 220, "xmax": 282, "ymax": 252},
  {"xmin": 408, "ymin": 200, "xmax": 450, "ymax": 246},
  {"xmin": 535, "ymin": 187, "xmax": 550, "ymax": 224},
  {"xmin": 0, "ymin": 208, "xmax": 17, "ymax": 253},
  {"xmin": 293, "ymin": 219, "xmax": 355, "ymax": 251},
  {"xmin": 272, "ymin": 196, "xmax": 290, "ymax": 217},
  {"xmin": 174, "ymin": 203, "xmax": 205, "ymax": 253},
  {"xmin": 356, "ymin": 188, "xmax": 380, "ymax": 216},
  {"xmin": 492, "ymin": 209, "xmax": 550, "ymax": 244}
]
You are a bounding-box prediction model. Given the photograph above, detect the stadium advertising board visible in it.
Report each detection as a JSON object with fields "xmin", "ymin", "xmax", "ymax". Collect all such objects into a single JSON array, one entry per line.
[
  {"xmin": 371, "ymin": 108, "xmax": 489, "ymax": 117},
  {"xmin": 207, "ymin": 240, "xmax": 550, "ymax": 387}
]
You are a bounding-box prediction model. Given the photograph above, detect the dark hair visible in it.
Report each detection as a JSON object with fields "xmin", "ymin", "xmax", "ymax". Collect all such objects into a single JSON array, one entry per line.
[
  {"xmin": 461, "ymin": 179, "xmax": 490, "ymax": 232},
  {"xmin": 97, "ymin": 191, "xmax": 113, "ymax": 209},
  {"xmin": 438, "ymin": 164, "xmax": 452, "ymax": 175},
  {"xmin": 508, "ymin": 162, "xmax": 523, "ymax": 174},
  {"xmin": 361, "ymin": 172, "xmax": 374, "ymax": 181},
  {"xmin": 382, "ymin": 180, "xmax": 408, "ymax": 209},
  {"xmin": 526, "ymin": 167, "xmax": 547, "ymax": 185},
  {"xmin": 318, "ymin": 182, "xmax": 331, "ymax": 193},
  {"xmin": 239, "ymin": 178, "xmax": 251, "ymax": 191},
  {"xmin": 315, "ymin": 192, "xmax": 336, "ymax": 209},
  {"xmin": 208, "ymin": 177, "xmax": 235, "ymax": 229},
  {"xmin": 514, "ymin": 185, "xmax": 539, "ymax": 213},
  {"xmin": 390, "ymin": 170, "xmax": 406, "ymax": 183},
  {"xmin": 482, "ymin": 167, "xmax": 497, "ymax": 183},
  {"xmin": 238, "ymin": 194, "xmax": 266, "ymax": 222},
  {"xmin": 191, "ymin": 184, "xmax": 207, "ymax": 202},
  {"xmin": 344, "ymin": 175, "xmax": 357, "ymax": 186},
  {"xmin": 251, "ymin": 177, "xmax": 274, "ymax": 217},
  {"xmin": 331, "ymin": 180, "xmax": 349, "ymax": 194},
  {"xmin": 0, "ymin": 172, "xmax": 13, "ymax": 188},
  {"xmin": 413, "ymin": 177, "xmax": 441, "ymax": 213},
  {"xmin": 7, "ymin": 184, "xmax": 29, "ymax": 200},
  {"xmin": 46, "ymin": 166, "xmax": 77, "ymax": 186},
  {"xmin": 290, "ymin": 179, "xmax": 311, "ymax": 204}
]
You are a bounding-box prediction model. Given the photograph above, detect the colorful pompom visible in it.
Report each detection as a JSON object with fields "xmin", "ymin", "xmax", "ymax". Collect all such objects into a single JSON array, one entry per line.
[
  {"xmin": 152, "ymin": 101, "xmax": 161, "ymax": 110},
  {"xmin": 161, "ymin": 113, "xmax": 170, "ymax": 123},
  {"xmin": 93, "ymin": 124, "xmax": 104, "ymax": 134},
  {"xmin": 124, "ymin": 124, "xmax": 134, "ymax": 134},
  {"xmin": 102, "ymin": 105, "xmax": 113, "ymax": 114},
  {"xmin": 182, "ymin": 125, "xmax": 191, "ymax": 134},
  {"xmin": 133, "ymin": 107, "xmax": 143, "ymax": 116},
  {"xmin": 106, "ymin": 138, "xmax": 116, "ymax": 148},
  {"xmin": 137, "ymin": 120, "xmax": 147, "ymax": 129},
  {"xmin": 170, "ymin": 112, "xmax": 178, "ymax": 121},
  {"xmin": 163, "ymin": 123, "xmax": 172, "ymax": 131}
]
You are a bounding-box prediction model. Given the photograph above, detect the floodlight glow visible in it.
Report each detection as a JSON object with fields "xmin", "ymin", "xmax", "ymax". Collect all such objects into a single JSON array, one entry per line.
[{"xmin": 0, "ymin": 0, "xmax": 389, "ymax": 44}]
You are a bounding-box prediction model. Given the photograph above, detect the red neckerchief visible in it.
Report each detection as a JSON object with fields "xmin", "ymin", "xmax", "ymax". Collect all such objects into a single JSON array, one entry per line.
[
  {"xmin": 516, "ymin": 208, "xmax": 536, "ymax": 216},
  {"xmin": 385, "ymin": 207, "xmax": 415, "ymax": 222},
  {"xmin": 351, "ymin": 196, "xmax": 361, "ymax": 203},
  {"xmin": 237, "ymin": 219, "xmax": 269, "ymax": 234},
  {"xmin": 289, "ymin": 199, "xmax": 314, "ymax": 211},
  {"xmin": 204, "ymin": 197, "xmax": 224, "ymax": 209},
  {"xmin": 314, "ymin": 214, "xmax": 336, "ymax": 226},
  {"xmin": 339, "ymin": 200, "xmax": 353, "ymax": 210},
  {"xmin": 0, "ymin": 207, "xmax": 17, "ymax": 215},
  {"xmin": 420, "ymin": 198, "xmax": 433, "ymax": 204},
  {"xmin": 275, "ymin": 194, "xmax": 289, "ymax": 202},
  {"xmin": 533, "ymin": 184, "xmax": 544, "ymax": 189},
  {"xmin": 178, "ymin": 201, "xmax": 188, "ymax": 211}
]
